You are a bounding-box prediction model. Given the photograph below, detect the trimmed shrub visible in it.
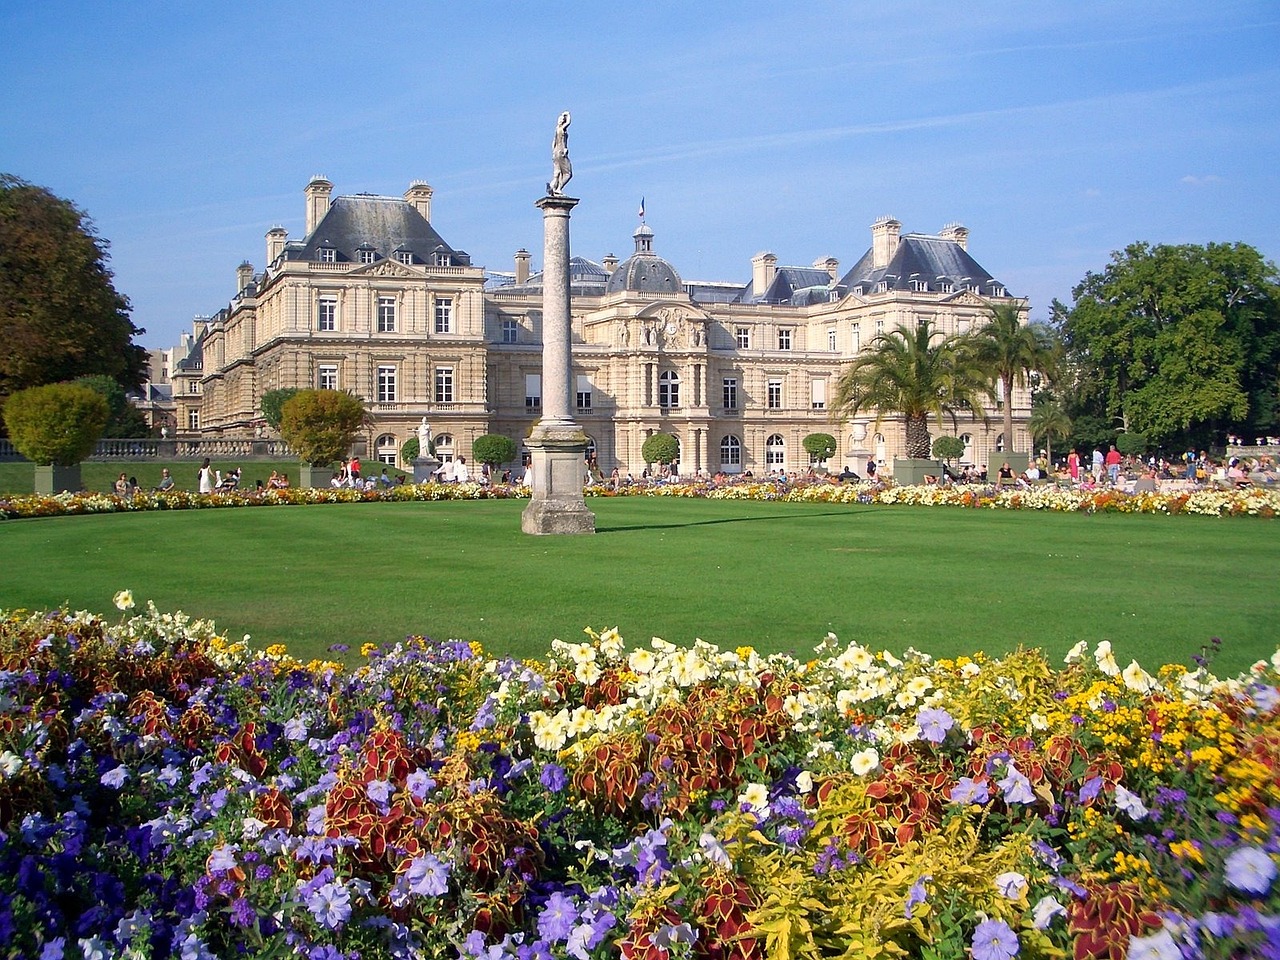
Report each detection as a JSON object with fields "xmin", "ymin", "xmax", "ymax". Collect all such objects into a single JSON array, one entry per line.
[
  {"xmin": 279, "ymin": 390, "xmax": 367, "ymax": 466},
  {"xmin": 932, "ymin": 435, "xmax": 966, "ymax": 461},
  {"xmin": 802, "ymin": 432, "xmax": 837, "ymax": 461},
  {"xmin": 641, "ymin": 432, "xmax": 680, "ymax": 465},
  {"xmin": 2, "ymin": 383, "xmax": 109, "ymax": 465},
  {"xmin": 473, "ymin": 434, "xmax": 517, "ymax": 467}
]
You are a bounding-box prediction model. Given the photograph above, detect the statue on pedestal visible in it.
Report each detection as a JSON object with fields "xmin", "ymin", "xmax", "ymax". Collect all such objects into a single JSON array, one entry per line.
[
  {"xmin": 417, "ymin": 417, "xmax": 432, "ymax": 455},
  {"xmin": 548, "ymin": 111, "xmax": 572, "ymax": 196}
]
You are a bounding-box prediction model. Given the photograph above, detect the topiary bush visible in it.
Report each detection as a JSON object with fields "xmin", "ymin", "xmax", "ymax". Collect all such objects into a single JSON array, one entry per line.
[
  {"xmin": 279, "ymin": 389, "xmax": 367, "ymax": 466},
  {"xmin": 641, "ymin": 432, "xmax": 680, "ymax": 466},
  {"xmin": 2, "ymin": 383, "xmax": 109, "ymax": 465},
  {"xmin": 400, "ymin": 437, "xmax": 420, "ymax": 463},
  {"xmin": 473, "ymin": 434, "xmax": 517, "ymax": 467},
  {"xmin": 802, "ymin": 432, "xmax": 837, "ymax": 462},
  {"xmin": 932, "ymin": 435, "xmax": 966, "ymax": 462}
]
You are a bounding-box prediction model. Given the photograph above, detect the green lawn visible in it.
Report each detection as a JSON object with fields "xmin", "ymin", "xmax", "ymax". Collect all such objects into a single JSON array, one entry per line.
[{"xmin": 1, "ymin": 497, "xmax": 1276, "ymax": 674}]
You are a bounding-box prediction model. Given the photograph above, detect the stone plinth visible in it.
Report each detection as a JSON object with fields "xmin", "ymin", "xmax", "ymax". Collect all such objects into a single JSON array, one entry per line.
[
  {"xmin": 521, "ymin": 426, "xmax": 595, "ymax": 535},
  {"xmin": 412, "ymin": 455, "xmax": 441, "ymax": 484}
]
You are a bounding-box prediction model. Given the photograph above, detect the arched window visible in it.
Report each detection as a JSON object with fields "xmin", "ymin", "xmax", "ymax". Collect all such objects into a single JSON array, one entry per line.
[
  {"xmin": 435, "ymin": 433, "xmax": 455, "ymax": 462},
  {"xmin": 375, "ymin": 433, "xmax": 398, "ymax": 465},
  {"xmin": 720, "ymin": 435, "xmax": 742, "ymax": 472},
  {"xmin": 961, "ymin": 433, "xmax": 974, "ymax": 465},
  {"xmin": 995, "ymin": 433, "xmax": 1005, "ymax": 453},
  {"xmin": 766, "ymin": 434, "xmax": 785, "ymax": 469},
  {"xmin": 659, "ymin": 370, "xmax": 680, "ymax": 408},
  {"xmin": 874, "ymin": 433, "xmax": 886, "ymax": 465}
]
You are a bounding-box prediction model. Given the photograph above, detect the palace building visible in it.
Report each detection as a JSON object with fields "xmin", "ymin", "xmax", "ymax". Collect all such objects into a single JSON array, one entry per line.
[{"xmin": 180, "ymin": 177, "xmax": 1031, "ymax": 476}]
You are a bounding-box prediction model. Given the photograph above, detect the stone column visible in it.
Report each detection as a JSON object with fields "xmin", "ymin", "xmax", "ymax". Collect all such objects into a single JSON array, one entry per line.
[{"xmin": 522, "ymin": 195, "xmax": 596, "ymax": 535}]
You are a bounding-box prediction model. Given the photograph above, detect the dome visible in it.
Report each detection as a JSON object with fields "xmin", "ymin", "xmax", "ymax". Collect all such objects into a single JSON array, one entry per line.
[{"xmin": 605, "ymin": 224, "xmax": 683, "ymax": 295}]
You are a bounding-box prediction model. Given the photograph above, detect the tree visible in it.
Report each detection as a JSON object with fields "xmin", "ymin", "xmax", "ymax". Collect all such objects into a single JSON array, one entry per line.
[
  {"xmin": 802, "ymin": 433, "xmax": 837, "ymax": 464},
  {"xmin": 261, "ymin": 388, "xmax": 302, "ymax": 432},
  {"xmin": 278, "ymin": 390, "xmax": 367, "ymax": 466},
  {"xmin": 966, "ymin": 303, "xmax": 1059, "ymax": 454},
  {"xmin": 3, "ymin": 383, "xmax": 109, "ymax": 465},
  {"xmin": 831, "ymin": 319, "xmax": 987, "ymax": 459},
  {"xmin": 1027, "ymin": 398, "xmax": 1073, "ymax": 466},
  {"xmin": 472, "ymin": 434, "xmax": 517, "ymax": 467},
  {"xmin": 1115, "ymin": 432, "xmax": 1148, "ymax": 457},
  {"xmin": 0, "ymin": 175, "xmax": 147, "ymax": 413},
  {"xmin": 641, "ymin": 432, "xmax": 680, "ymax": 466},
  {"xmin": 1054, "ymin": 242, "xmax": 1280, "ymax": 449},
  {"xmin": 73, "ymin": 375, "xmax": 149, "ymax": 438},
  {"xmin": 931, "ymin": 435, "xmax": 966, "ymax": 464}
]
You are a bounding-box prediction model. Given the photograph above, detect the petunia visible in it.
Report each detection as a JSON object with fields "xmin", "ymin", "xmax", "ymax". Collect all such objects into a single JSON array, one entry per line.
[
  {"xmin": 916, "ymin": 707, "xmax": 954, "ymax": 744},
  {"xmin": 537, "ymin": 891, "xmax": 578, "ymax": 943},
  {"xmin": 970, "ymin": 918, "xmax": 1019, "ymax": 960},
  {"xmin": 100, "ymin": 766, "xmax": 129, "ymax": 789},
  {"xmin": 851, "ymin": 748, "xmax": 880, "ymax": 776},
  {"xmin": 904, "ymin": 875, "xmax": 930, "ymax": 918},
  {"xmin": 950, "ymin": 777, "xmax": 989, "ymax": 805},
  {"xmin": 994, "ymin": 871, "xmax": 1027, "ymax": 900},
  {"xmin": 540, "ymin": 763, "xmax": 567, "ymax": 794},
  {"xmin": 305, "ymin": 879, "xmax": 352, "ymax": 931},
  {"xmin": 1114, "ymin": 784, "xmax": 1149, "ymax": 820},
  {"xmin": 997, "ymin": 764, "xmax": 1036, "ymax": 805},
  {"xmin": 1125, "ymin": 928, "xmax": 1181, "ymax": 960},
  {"xmin": 1224, "ymin": 846, "xmax": 1278, "ymax": 895},
  {"xmin": 405, "ymin": 853, "xmax": 450, "ymax": 897},
  {"xmin": 1031, "ymin": 895, "xmax": 1066, "ymax": 929}
]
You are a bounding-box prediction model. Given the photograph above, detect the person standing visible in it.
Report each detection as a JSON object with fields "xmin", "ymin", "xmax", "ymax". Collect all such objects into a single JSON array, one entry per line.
[
  {"xmin": 1091, "ymin": 447, "xmax": 1105, "ymax": 483},
  {"xmin": 1105, "ymin": 444, "xmax": 1123, "ymax": 485},
  {"xmin": 453, "ymin": 456, "xmax": 471, "ymax": 482},
  {"xmin": 866, "ymin": 457, "xmax": 877, "ymax": 481},
  {"xmin": 198, "ymin": 457, "xmax": 215, "ymax": 494},
  {"xmin": 1067, "ymin": 448, "xmax": 1081, "ymax": 483}
]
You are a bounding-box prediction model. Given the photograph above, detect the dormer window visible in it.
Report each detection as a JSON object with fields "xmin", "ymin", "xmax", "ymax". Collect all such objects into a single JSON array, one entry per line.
[
  {"xmin": 318, "ymin": 247, "xmax": 337, "ymax": 263},
  {"xmin": 875, "ymin": 280, "xmax": 889, "ymax": 294},
  {"xmin": 910, "ymin": 277, "xmax": 929, "ymax": 292},
  {"xmin": 358, "ymin": 249, "xmax": 375, "ymax": 264},
  {"xmin": 396, "ymin": 251, "xmax": 413, "ymax": 266},
  {"xmin": 937, "ymin": 278, "xmax": 954, "ymax": 294},
  {"xmin": 432, "ymin": 252, "xmax": 451, "ymax": 267}
]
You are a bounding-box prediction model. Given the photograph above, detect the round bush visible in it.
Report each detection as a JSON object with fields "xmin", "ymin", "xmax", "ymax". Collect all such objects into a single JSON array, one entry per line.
[
  {"xmin": 2, "ymin": 383, "xmax": 109, "ymax": 465},
  {"xmin": 802, "ymin": 433, "xmax": 837, "ymax": 461},
  {"xmin": 932, "ymin": 435, "xmax": 966, "ymax": 461},
  {"xmin": 641, "ymin": 432, "xmax": 680, "ymax": 465},
  {"xmin": 279, "ymin": 390, "xmax": 367, "ymax": 466},
  {"xmin": 473, "ymin": 434, "xmax": 517, "ymax": 466}
]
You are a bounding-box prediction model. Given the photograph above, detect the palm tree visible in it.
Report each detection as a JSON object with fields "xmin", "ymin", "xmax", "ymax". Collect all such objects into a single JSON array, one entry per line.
[
  {"xmin": 1027, "ymin": 398, "xmax": 1073, "ymax": 466},
  {"xmin": 832, "ymin": 319, "xmax": 987, "ymax": 459},
  {"xmin": 967, "ymin": 303, "xmax": 1060, "ymax": 455}
]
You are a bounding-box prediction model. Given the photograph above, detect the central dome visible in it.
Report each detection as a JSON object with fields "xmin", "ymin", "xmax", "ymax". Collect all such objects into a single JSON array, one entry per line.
[{"xmin": 605, "ymin": 224, "xmax": 683, "ymax": 295}]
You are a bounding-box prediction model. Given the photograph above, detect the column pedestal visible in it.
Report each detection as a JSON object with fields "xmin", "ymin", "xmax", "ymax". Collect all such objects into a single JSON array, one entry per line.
[{"xmin": 521, "ymin": 424, "xmax": 595, "ymax": 535}]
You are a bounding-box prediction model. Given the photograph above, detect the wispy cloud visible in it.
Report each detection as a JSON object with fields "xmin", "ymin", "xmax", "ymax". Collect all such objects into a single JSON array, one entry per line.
[{"xmin": 1180, "ymin": 174, "xmax": 1224, "ymax": 186}]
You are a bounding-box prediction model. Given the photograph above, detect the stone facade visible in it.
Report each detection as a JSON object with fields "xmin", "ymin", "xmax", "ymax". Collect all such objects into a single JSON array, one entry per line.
[{"xmin": 184, "ymin": 180, "xmax": 1031, "ymax": 477}]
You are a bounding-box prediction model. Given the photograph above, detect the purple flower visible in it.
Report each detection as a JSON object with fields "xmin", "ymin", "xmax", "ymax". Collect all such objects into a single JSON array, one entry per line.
[
  {"xmin": 1125, "ymin": 928, "xmax": 1180, "ymax": 960},
  {"xmin": 917, "ymin": 707, "xmax": 954, "ymax": 744},
  {"xmin": 970, "ymin": 917, "xmax": 1019, "ymax": 960},
  {"xmin": 406, "ymin": 770, "xmax": 435, "ymax": 799},
  {"xmin": 100, "ymin": 765, "xmax": 129, "ymax": 789},
  {"xmin": 1114, "ymin": 785, "xmax": 1149, "ymax": 820},
  {"xmin": 306, "ymin": 879, "xmax": 352, "ymax": 930},
  {"xmin": 207, "ymin": 844, "xmax": 238, "ymax": 874},
  {"xmin": 406, "ymin": 853, "xmax": 450, "ymax": 897},
  {"xmin": 1224, "ymin": 846, "xmax": 1278, "ymax": 895},
  {"xmin": 1032, "ymin": 895, "xmax": 1065, "ymax": 929},
  {"xmin": 997, "ymin": 764, "xmax": 1036, "ymax": 805},
  {"xmin": 904, "ymin": 875, "xmax": 930, "ymax": 918},
  {"xmin": 540, "ymin": 763, "xmax": 567, "ymax": 794},
  {"xmin": 950, "ymin": 777, "xmax": 989, "ymax": 805},
  {"xmin": 230, "ymin": 897, "xmax": 256, "ymax": 928},
  {"xmin": 1078, "ymin": 776, "xmax": 1103, "ymax": 804},
  {"xmin": 39, "ymin": 938, "xmax": 65, "ymax": 960},
  {"xmin": 366, "ymin": 779, "xmax": 393, "ymax": 804},
  {"xmin": 538, "ymin": 891, "xmax": 579, "ymax": 942}
]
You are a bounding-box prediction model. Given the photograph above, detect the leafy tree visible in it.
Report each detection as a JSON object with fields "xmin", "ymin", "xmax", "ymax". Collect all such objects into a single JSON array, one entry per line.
[
  {"xmin": 472, "ymin": 434, "xmax": 517, "ymax": 467},
  {"xmin": 1054, "ymin": 242, "xmax": 1280, "ymax": 449},
  {"xmin": 1115, "ymin": 432, "xmax": 1148, "ymax": 456},
  {"xmin": 966, "ymin": 303, "xmax": 1059, "ymax": 454},
  {"xmin": 260, "ymin": 388, "xmax": 301, "ymax": 431},
  {"xmin": 0, "ymin": 175, "xmax": 147, "ymax": 413},
  {"xmin": 802, "ymin": 433, "xmax": 837, "ymax": 463},
  {"xmin": 278, "ymin": 390, "xmax": 367, "ymax": 466},
  {"xmin": 1027, "ymin": 398, "xmax": 1073, "ymax": 466},
  {"xmin": 641, "ymin": 432, "xmax": 680, "ymax": 465},
  {"xmin": 832, "ymin": 319, "xmax": 987, "ymax": 459},
  {"xmin": 73, "ymin": 375, "xmax": 149, "ymax": 438},
  {"xmin": 3, "ymin": 383, "xmax": 109, "ymax": 465},
  {"xmin": 931, "ymin": 435, "xmax": 966, "ymax": 463}
]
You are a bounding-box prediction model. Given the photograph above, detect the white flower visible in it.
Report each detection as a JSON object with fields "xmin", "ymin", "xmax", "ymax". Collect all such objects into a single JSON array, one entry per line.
[
  {"xmin": 1094, "ymin": 641, "xmax": 1120, "ymax": 677},
  {"xmin": 851, "ymin": 748, "xmax": 880, "ymax": 776},
  {"xmin": 1027, "ymin": 713, "xmax": 1049, "ymax": 732},
  {"xmin": 960, "ymin": 662, "xmax": 981, "ymax": 679},
  {"xmin": 880, "ymin": 650, "xmax": 903, "ymax": 668},
  {"xmin": 906, "ymin": 676, "xmax": 932, "ymax": 698},
  {"xmin": 1064, "ymin": 640, "xmax": 1088, "ymax": 664},
  {"xmin": 241, "ymin": 816, "xmax": 268, "ymax": 840},
  {"xmin": 1114, "ymin": 784, "xmax": 1149, "ymax": 820},
  {"xmin": 1122, "ymin": 660, "xmax": 1156, "ymax": 694},
  {"xmin": 1126, "ymin": 928, "xmax": 1181, "ymax": 960},
  {"xmin": 738, "ymin": 782, "xmax": 770, "ymax": 814},
  {"xmin": 1032, "ymin": 895, "xmax": 1066, "ymax": 929},
  {"xmin": 994, "ymin": 871, "xmax": 1028, "ymax": 900},
  {"xmin": 0, "ymin": 751, "xmax": 22, "ymax": 778},
  {"xmin": 574, "ymin": 660, "xmax": 602, "ymax": 686},
  {"xmin": 795, "ymin": 770, "xmax": 813, "ymax": 794},
  {"xmin": 699, "ymin": 832, "xmax": 732, "ymax": 868},
  {"xmin": 113, "ymin": 590, "xmax": 135, "ymax": 612}
]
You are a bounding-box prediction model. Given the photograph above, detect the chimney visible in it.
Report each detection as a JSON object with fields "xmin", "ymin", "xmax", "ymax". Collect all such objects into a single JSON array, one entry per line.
[
  {"xmin": 236, "ymin": 261, "xmax": 254, "ymax": 294},
  {"xmin": 813, "ymin": 256, "xmax": 839, "ymax": 282},
  {"xmin": 751, "ymin": 252, "xmax": 777, "ymax": 299},
  {"xmin": 514, "ymin": 248, "xmax": 531, "ymax": 285},
  {"xmin": 939, "ymin": 222, "xmax": 969, "ymax": 251},
  {"xmin": 602, "ymin": 253, "xmax": 619, "ymax": 275},
  {"xmin": 304, "ymin": 176, "xmax": 333, "ymax": 235},
  {"xmin": 871, "ymin": 217, "xmax": 901, "ymax": 270},
  {"xmin": 265, "ymin": 226, "xmax": 287, "ymax": 264},
  {"xmin": 405, "ymin": 180, "xmax": 433, "ymax": 220}
]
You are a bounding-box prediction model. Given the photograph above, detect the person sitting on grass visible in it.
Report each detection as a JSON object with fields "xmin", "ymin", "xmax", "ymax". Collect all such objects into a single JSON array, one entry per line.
[
  {"xmin": 154, "ymin": 468, "xmax": 174, "ymax": 492},
  {"xmin": 217, "ymin": 468, "xmax": 241, "ymax": 491},
  {"xmin": 114, "ymin": 472, "xmax": 130, "ymax": 497}
]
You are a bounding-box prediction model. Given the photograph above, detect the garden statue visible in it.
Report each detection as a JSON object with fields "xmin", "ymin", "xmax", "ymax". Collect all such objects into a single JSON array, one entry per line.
[
  {"xmin": 548, "ymin": 111, "xmax": 572, "ymax": 196},
  {"xmin": 417, "ymin": 417, "xmax": 432, "ymax": 453}
]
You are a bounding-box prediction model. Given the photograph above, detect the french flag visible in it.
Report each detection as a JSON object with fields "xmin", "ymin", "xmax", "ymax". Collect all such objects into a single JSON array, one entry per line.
[{"xmin": 637, "ymin": 197, "xmax": 645, "ymax": 220}]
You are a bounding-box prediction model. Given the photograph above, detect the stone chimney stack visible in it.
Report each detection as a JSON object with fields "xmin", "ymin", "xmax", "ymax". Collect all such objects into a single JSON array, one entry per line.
[
  {"xmin": 514, "ymin": 248, "xmax": 531, "ymax": 285},
  {"xmin": 405, "ymin": 180, "xmax": 434, "ymax": 221},
  {"xmin": 265, "ymin": 226, "xmax": 288, "ymax": 264},
  {"xmin": 751, "ymin": 252, "xmax": 778, "ymax": 299},
  {"xmin": 602, "ymin": 253, "xmax": 619, "ymax": 275},
  {"xmin": 305, "ymin": 176, "xmax": 333, "ymax": 236},
  {"xmin": 871, "ymin": 217, "xmax": 901, "ymax": 270},
  {"xmin": 939, "ymin": 222, "xmax": 969, "ymax": 251},
  {"xmin": 813, "ymin": 256, "xmax": 840, "ymax": 282},
  {"xmin": 236, "ymin": 261, "xmax": 254, "ymax": 294}
]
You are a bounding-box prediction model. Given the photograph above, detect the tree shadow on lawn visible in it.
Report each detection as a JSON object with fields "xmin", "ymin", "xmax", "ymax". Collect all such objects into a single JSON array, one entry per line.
[{"xmin": 597, "ymin": 507, "xmax": 878, "ymax": 533}]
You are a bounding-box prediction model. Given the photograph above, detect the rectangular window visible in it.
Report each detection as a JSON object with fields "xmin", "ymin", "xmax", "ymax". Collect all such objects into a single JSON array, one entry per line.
[
  {"xmin": 433, "ymin": 252, "xmax": 451, "ymax": 267},
  {"xmin": 318, "ymin": 363, "xmax": 338, "ymax": 391},
  {"xmin": 501, "ymin": 318, "xmax": 518, "ymax": 343},
  {"xmin": 722, "ymin": 377, "xmax": 738, "ymax": 410},
  {"xmin": 851, "ymin": 323, "xmax": 861, "ymax": 352},
  {"xmin": 317, "ymin": 297, "xmax": 337, "ymax": 332},
  {"xmin": 525, "ymin": 373, "xmax": 541, "ymax": 410},
  {"xmin": 435, "ymin": 297, "xmax": 454, "ymax": 334},
  {"xmin": 576, "ymin": 374, "xmax": 592, "ymax": 411},
  {"xmin": 358, "ymin": 250, "xmax": 375, "ymax": 264},
  {"xmin": 778, "ymin": 329, "xmax": 792, "ymax": 350},
  {"xmin": 767, "ymin": 379, "xmax": 783, "ymax": 409},
  {"xmin": 396, "ymin": 251, "xmax": 413, "ymax": 265},
  {"xmin": 319, "ymin": 248, "xmax": 336, "ymax": 263},
  {"xmin": 377, "ymin": 296, "xmax": 396, "ymax": 333},
  {"xmin": 735, "ymin": 327, "xmax": 750, "ymax": 349},
  {"xmin": 187, "ymin": 410, "xmax": 199, "ymax": 431},
  {"xmin": 811, "ymin": 378, "xmax": 826, "ymax": 410},
  {"xmin": 377, "ymin": 365, "xmax": 397, "ymax": 403},
  {"xmin": 828, "ymin": 328, "xmax": 837, "ymax": 352},
  {"xmin": 435, "ymin": 366, "xmax": 454, "ymax": 403},
  {"xmin": 875, "ymin": 319, "xmax": 884, "ymax": 336}
]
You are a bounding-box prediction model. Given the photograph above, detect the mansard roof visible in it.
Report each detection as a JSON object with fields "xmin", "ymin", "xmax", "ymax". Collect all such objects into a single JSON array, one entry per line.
[
  {"xmin": 289, "ymin": 195, "xmax": 470, "ymax": 266},
  {"xmin": 755, "ymin": 266, "xmax": 834, "ymax": 305},
  {"xmin": 838, "ymin": 234, "xmax": 1005, "ymax": 294}
]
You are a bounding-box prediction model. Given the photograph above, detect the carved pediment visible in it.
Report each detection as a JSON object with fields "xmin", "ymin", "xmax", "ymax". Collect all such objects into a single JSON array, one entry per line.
[
  {"xmin": 349, "ymin": 260, "xmax": 418, "ymax": 279},
  {"xmin": 944, "ymin": 290, "xmax": 987, "ymax": 307}
]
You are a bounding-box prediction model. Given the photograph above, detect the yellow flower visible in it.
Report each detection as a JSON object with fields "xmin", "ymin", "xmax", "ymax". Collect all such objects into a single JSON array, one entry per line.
[{"xmin": 361, "ymin": 642, "xmax": 378, "ymax": 658}]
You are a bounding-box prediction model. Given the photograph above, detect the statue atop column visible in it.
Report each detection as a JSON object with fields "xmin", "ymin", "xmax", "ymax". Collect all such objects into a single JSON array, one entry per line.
[
  {"xmin": 417, "ymin": 416, "xmax": 432, "ymax": 454},
  {"xmin": 548, "ymin": 111, "xmax": 572, "ymax": 196}
]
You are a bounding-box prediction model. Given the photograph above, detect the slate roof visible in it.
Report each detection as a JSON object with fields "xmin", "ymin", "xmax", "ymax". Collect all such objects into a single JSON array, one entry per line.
[
  {"xmin": 837, "ymin": 234, "xmax": 1007, "ymax": 295},
  {"xmin": 289, "ymin": 195, "xmax": 470, "ymax": 266},
  {"xmin": 755, "ymin": 266, "xmax": 835, "ymax": 305},
  {"xmin": 605, "ymin": 224, "xmax": 683, "ymax": 295},
  {"xmin": 494, "ymin": 257, "xmax": 611, "ymax": 296}
]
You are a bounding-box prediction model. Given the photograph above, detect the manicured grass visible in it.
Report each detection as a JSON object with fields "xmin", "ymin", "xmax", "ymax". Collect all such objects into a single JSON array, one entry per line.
[
  {"xmin": 0, "ymin": 460, "xmax": 308, "ymax": 495},
  {"xmin": 3, "ymin": 497, "xmax": 1276, "ymax": 672}
]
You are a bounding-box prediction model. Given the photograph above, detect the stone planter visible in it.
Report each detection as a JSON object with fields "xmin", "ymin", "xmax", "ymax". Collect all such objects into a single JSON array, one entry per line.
[
  {"xmin": 891, "ymin": 458, "xmax": 943, "ymax": 486},
  {"xmin": 34, "ymin": 464, "xmax": 83, "ymax": 495},
  {"xmin": 298, "ymin": 464, "xmax": 334, "ymax": 489}
]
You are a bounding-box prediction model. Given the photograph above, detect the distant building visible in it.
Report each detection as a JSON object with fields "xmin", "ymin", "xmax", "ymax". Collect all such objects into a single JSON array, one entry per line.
[{"xmin": 180, "ymin": 180, "xmax": 1030, "ymax": 475}]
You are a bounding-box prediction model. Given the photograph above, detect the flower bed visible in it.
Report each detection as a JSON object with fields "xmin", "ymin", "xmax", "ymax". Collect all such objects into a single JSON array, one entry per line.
[
  {"xmin": 2, "ymin": 479, "xmax": 1278, "ymax": 520},
  {"xmin": 1, "ymin": 599, "xmax": 1276, "ymax": 959}
]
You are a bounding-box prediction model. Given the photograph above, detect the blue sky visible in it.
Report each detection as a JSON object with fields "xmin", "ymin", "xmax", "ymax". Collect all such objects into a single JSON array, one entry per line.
[{"xmin": 3, "ymin": 2, "xmax": 1277, "ymax": 350}]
